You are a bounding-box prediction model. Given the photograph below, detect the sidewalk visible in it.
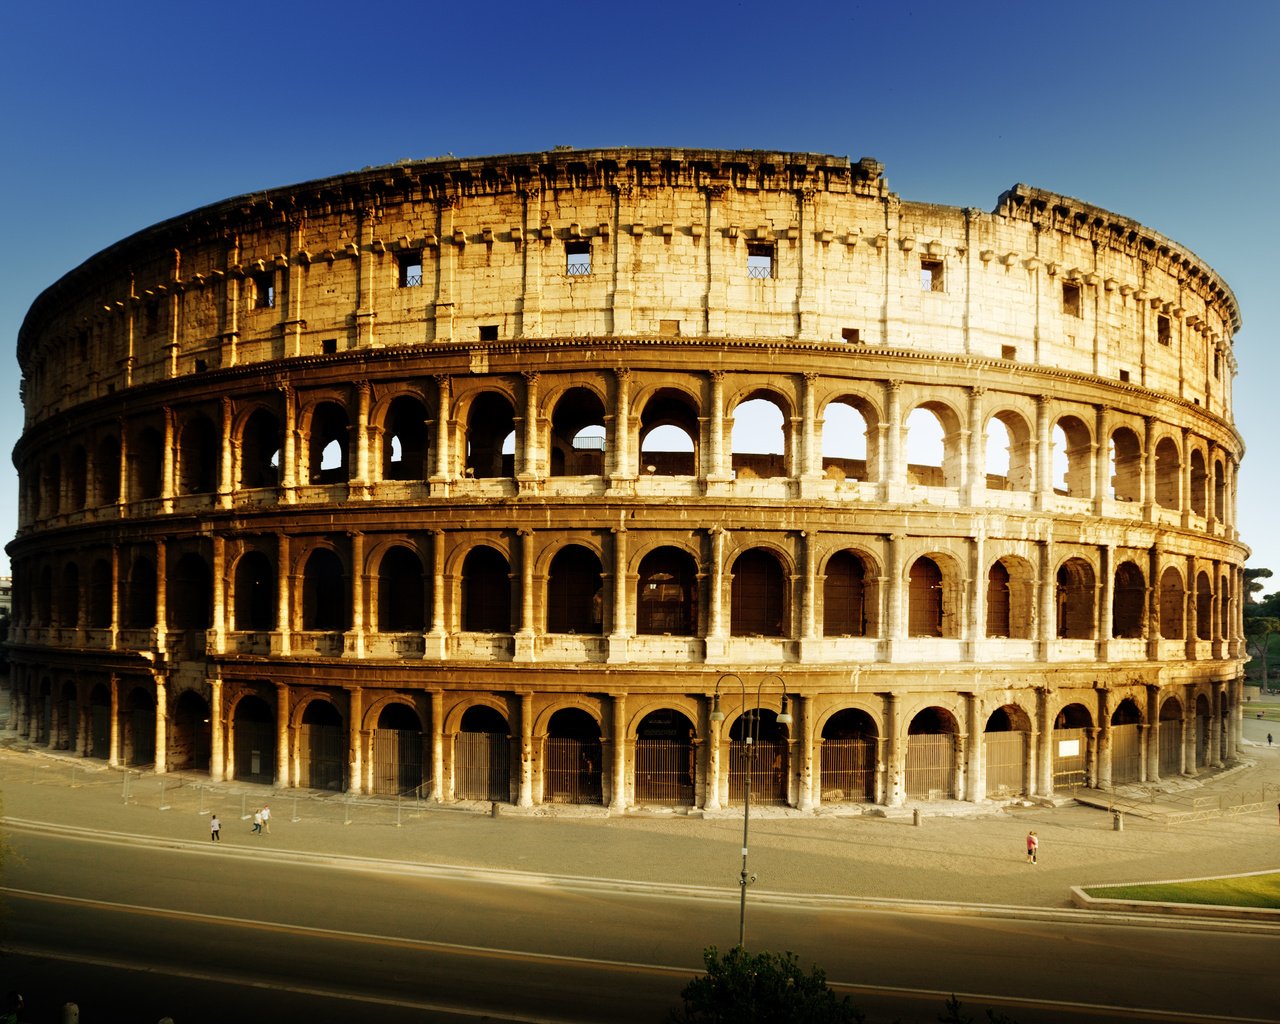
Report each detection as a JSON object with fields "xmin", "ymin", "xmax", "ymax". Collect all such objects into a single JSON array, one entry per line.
[{"xmin": 4, "ymin": 726, "xmax": 1280, "ymax": 911}]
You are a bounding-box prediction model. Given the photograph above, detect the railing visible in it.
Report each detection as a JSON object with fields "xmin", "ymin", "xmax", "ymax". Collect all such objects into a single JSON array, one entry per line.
[
  {"xmin": 634, "ymin": 739, "xmax": 695, "ymax": 805},
  {"xmin": 453, "ymin": 732, "xmax": 510, "ymax": 801},
  {"xmin": 905, "ymin": 733, "xmax": 955, "ymax": 800},
  {"xmin": 728, "ymin": 740, "xmax": 787, "ymax": 806},
  {"xmin": 566, "ymin": 259, "xmax": 591, "ymax": 276},
  {"xmin": 819, "ymin": 737, "xmax": 875, "ymax": 802},
  {"xmin": 747, "ymin": 264, "xmax": 772, "ymax": 279},
  {"xmin": 543, "ymin": 737, "xmax": 603, "ymax": 804}
]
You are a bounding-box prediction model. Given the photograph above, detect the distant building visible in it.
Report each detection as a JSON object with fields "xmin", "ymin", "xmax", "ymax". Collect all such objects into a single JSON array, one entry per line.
[{"xmin": 0, "ymin": 577, "xmax": 11, "ymax": 619}]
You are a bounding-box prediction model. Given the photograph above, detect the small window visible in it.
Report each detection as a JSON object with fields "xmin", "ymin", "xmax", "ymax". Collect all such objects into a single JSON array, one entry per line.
[
  {"xmin": 1062, "ymin": 282, "xmax": 1082, "ymax": 318},
  {"xmin": 1119, "ymin": 369, "xmax": 1130, "ymax": 383},
  {"xmin": 478, "ymin": 325, "xmax": 499, "ymax": 341},
  {"xmin": 1157, "ymin": 314, "xmax": 1171, "ymax": 345},
  {"xmin": 566, "ymin": 240, "xmax": 591, "ymax": 275},
  {"xmin": 1001, "ymin": 345, "xmax": 1017, "ymax": 360},
  {"xmin": 920, "ymin": 259, "xmax": 944, "ymax": 292},
  {"xmin": 254, "ymin": 273, "xmax": 275, "ymax": 309},
  {"xmin": 107, "ymin": 383, "xmax": 116, "ymax": 394},
  {"xmin": 747, "ymin": 242, "xmax": 773, "ymax": 279},
  {"xmin": 659, "ymin": 319, "xmax": 680, "ymax": 337},
  {"xmin": 321, "ymin": 338, "xmax": 337, "ymax": 354},
  {"xmin": 841, "ymin": 327, "xmax": 862, "ymax": 344},
  {"xmin": 77, "ymin": 331, "xmax": 89, "ymax": 361},
  {"xmin": 1214, "ymin": 352, "xmax": 1221, "ymax": 379},
  {"xmin": 398, "ymin": 254, "xmax": 422, "ymax": 288},
  {"xmin": 194, "ymin": 359, "xmax": 207, "ymax": 373},
  {"xmin": 144, "ymin": 301, "xmax": 160, "ymax": 335}
]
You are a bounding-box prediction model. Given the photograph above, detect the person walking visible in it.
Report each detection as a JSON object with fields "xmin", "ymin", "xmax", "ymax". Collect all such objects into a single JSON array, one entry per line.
[
  {"xmin": 210, "ymin": 814, "xmax": 221, "ymax": 842},
  {"xmin": 1026, "ymin": 831, "xmax": 1038, "ymax": 864},
  {"xmin": 1268, "ymin": 733, "xmax": 1273, "ymax": 747},
  {"xmin": 261, "ymin": 804, "xmax": 271, "ymax": 834},
  {"xmin": 251, "ymin": 809, "xmax": 263, "ymax": 835}
]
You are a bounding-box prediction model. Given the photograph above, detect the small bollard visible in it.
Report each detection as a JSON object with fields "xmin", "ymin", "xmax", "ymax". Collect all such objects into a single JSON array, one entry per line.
[
  {"xmin": 1113, "ymin": 809, "xmax": 1124, "ymax": 831},
  {"xmin": 62, "ymin": 1002, "xmax": 79, "ymax": 1024},
  {"xmin": 912, "ymin": 808, "xmax": 921, "ymax": 827},
  {"xmin": 491, "ymin": 801, "xmax": 500, "ymax": 818}
]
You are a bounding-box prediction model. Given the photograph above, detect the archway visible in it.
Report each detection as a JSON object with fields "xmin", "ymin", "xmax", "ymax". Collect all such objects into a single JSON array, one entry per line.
[
  {"xmin": 546, "ymin": 546, "xmax": 603, "ymax": 634},
  {"xmin": 820, "ymin": 708, "xmax": 876, "ymax": 803},
  {"xmin": 239, "ymin": 408, "xmax": 281, "ymax": 489},
  {"xmin": 549, "ymin": 388, "xmax": 607, "ymax": 477},
  {"xmin": 124, "ymin": 687, "xmax": 156, "ymax": 767},
  {"xmin": 1109, "ymin": 428, "xmax": 1142, "ymax": 502},
  {"xmin": 1155, "ymin": 437, "xmax": 1180, "ymax": 508},
  {"xmin": 57, "ymin": 680, "xmax": 77, "ymax": 751},
  {"xmin": 1110, "ymin": 698, "xmax": 1143, "ymax": 785},
  {"xmin": 634, "ymin": 709, "xmax": 695, "ymax": 806},
  {"xmin": 378, "ymin": 547, "xmax": 426, "ymax": 632},
  {"xmin": 465, "ymin": 393, "xmax": 516, "ymax": 478},
  {"xmin": 636, "ymin": 548, "xmax": 697, "ymax": 635},
  {"xmin": 95, "ymin": 435, "xmax": 121, "ymax": 504},
  {"xmin": 88, "ymin": 559, "xmax": 112, "ymax": 629},
  {"xmin": 234, "ymin": 552, "xmax": 276, "ymax": 631},
  {"xmin": 1196, "ymin": 693, "xmax": 1212, "ymax": 767},
  {"xmin": 373, "ymin": 702, "xmax": 424, "ymax": 797},
  {"xmin": 382, "ymin": 396, "xmax": 429, "ymax": 482},
  {"xmin": 89, "ymin": 683, "xmax": 110, "ymax": 759},
  {"xmin": 1052, "ymin": 703, "xmax": 1091, "ymax": 791},
  {"xmin": 177, "ymin": 415, "xmax": 219, "ymax": 494},
  {"xmin": 824, "ymin": 552, "xmax": 869, "ymax": 637},
  {"xmin": 1159, "ymin": 567, "xmax": 1185, "ymax": 640},
  {"xmin": 544, "ymin": 708, "xmax": 603, "ymax": 805},
  {"xmin": 1056, "ymin": 558, "xmax": 1095, "ymax": 639},
  {"xmin": 302, "ymin": 549, "xmax": 348, "ymax": 631},
  {"xmin": 299, "ymin": 700, "xmax": 344, "ymax": 791},
  {"xmin": 172, "ymin": 690, "xmax": 211, "ymax": 771},
  {"xmin": 905, "ymin": 707, "xmax": 958, "ymax": 800},
  {"xmin": 1196, "ymin": 572, "xmax": 1213, "ymax": 640},
  {"xmin": 169, "ymin": 552, "xmax": 212, "ymax": 630},
  {"xmin": 127, "ymin": 556, "xmax": 156, "ymax": 629},
  {"xmin": 731, "ymin": 395, "xmax": 788, "ymax": 479},
  {"xmin": 638, "ymin": 389, "xmax": 698, "ymax": 476},
  {"xmin": 729, "ymin": 709, "xmax": 788, "ymax": 806},
  {"xmin": 233, "ymin": 695, "xmax": 275, "ymax": 784},
  {"xmin": 1158, "ymin": 698, "xmax": 1183, "ymax": 777},
  {"xmin": 1112, "ymin": 562, "xmax": 1145, "ymax": 638},
  {"xmin": 455, "ymin": 705, "xmax": 510, "ymax": 801},
  {"xmin": 983, "ymin": 706, "xmax": 1031, "ymax": 798},
  {"xmin": 308, "ymin": 403, "xmax": 350, "ymax": 484},
  {"xmin": 730, "ymin": 549, "xmax": 786, "ymax": 637},
  {"xmin": 821, "ymin": 401, "xmax": 870, "ymax": 483},
  {"xmin": 908, "ymin": 557, "xmax": 944, "ymax": 637},
  {"xmin": 461, "ymin": 547, "xmax": 511, "ymax": 632}
]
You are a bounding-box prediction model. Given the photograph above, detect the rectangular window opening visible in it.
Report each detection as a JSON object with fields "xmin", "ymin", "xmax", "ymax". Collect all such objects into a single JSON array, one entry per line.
[
  {"xmin": 144, "ymin": 301, "xmax": 160, "ymax": 335},
  {"xmin": 1119, "ymin": 369, "xmax": 1131, "ymax": 383},
  {"xmin": 194, "ymin": 359, "xmax": 207, "ymax": 373},
  {"xmin": 841, "ymin": 327, "xmax": 862, "ymax": 344},
  {"xmin": 746, "ymin": 242, "xmax": 773, "ymax": 279},
  {"xmin": 321, "ymin": 338, "xmax": 338, "ymax": 354},
  {"xmin": 478, "ymin": 325, "xmax": 499, "ymax": 342},
  {"xmin": 566, "ymin": 240, "xmax": 591, "ymax": 276},
  {"xmin": 1001, "ymin": 345, "xmax": 1017, "ymax": 360},
  {"xmin": 920, "ymin": 259, "xmax": 944, "ymax": 292},
  {"xmin": 398, "ymin": 254, "xmax": 423, "ymax": 288},
  {"xmin": 658, "ymin": 319, "xmax": 680, "ymax": 337},
  {"xmin": 1062, "ymin": 282, "xmax": 1082, "ymax": 318},
  {"xmin": 1157, "ymin": 314, "xmax": 1171, "ymax": 345},
  {"xmin": 77, "ymin": 332, "xmax": 89, "ymax": 361},
  {"xmin": 1214, "ymin": 352, "xmax": 1221, "ymax": 379},
  {"xmin": 254, "ymin": 273, "xmax": 275, "ymax": 309}
]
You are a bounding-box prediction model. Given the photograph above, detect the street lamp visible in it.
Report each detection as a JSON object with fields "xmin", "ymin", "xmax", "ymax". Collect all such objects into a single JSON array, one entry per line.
[{"xmin": 710, "ymin": 672, "xmax": 791, "ymax": 949}]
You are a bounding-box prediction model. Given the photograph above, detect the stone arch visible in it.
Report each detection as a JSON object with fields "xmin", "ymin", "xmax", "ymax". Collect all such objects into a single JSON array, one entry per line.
[
  {"xmin": 169, "ymin": 551, "xmax": 212, "ymax": 630},
  {"xmin": 1110, "ymin": 695, "xmax": 1144, "ymax": 784},
  {"xmin": 727, "ymin": 705, "xmax": 790, "ymax": 806},
  {"xmin": 1155, "ymin": 436, "xmax": 1181, "ymax": 508},
  {"xmin": 984, "ymin": 703, "xmax": 1032, "ymax": 798},
  {"xmin": 905, "ymin": 398, "xmax": 964, "ymax": 488},
  {"xmin": 636, "ymin": 546, "xmax": 698, "ymax": 636},
  {"xmin": 627, "ymin": 697, "xmax": 702, "ymax": 739},
  {"xmin": 42, "ymin": 453, "xmax": 62, "ymax": 516},
  {"xmin": 637, "ymin": 386, "xmax": 700, "ymax": 477},
  {"xmin": 68, "ymin": 444, "xmax": 88, "ymax": 510},
  {"xmin": 231, "ymin": 692, "xmax": 275, "ymax": 784},
  {"xmin": 1112, "ymin": 561, "xmax": 1146, "ymax": 639},
  {"xmin": 822, "ymin": 549, "xmax": 878, "ymax": 637},
  {"xmin": 88, "ymin": 558, "xmax": 112, "ymax": 629},
  {"xmin": 545, "ymin": 544, "xmax": 604, "ymax": 634},
  {"xmin": 1189, "ymin": 448, "xmax": 1208, "ymax": 517},
  {"xmin": 1213, "ymin": 459, "xmax": 1226, "ymax": 520},
  {"xmin": 1052, "ymin": 701, "xmax": 1092, "ymax": 791},
  {"xmin": 1159, "ymin": 565, "xmax": 1186, "ymax": 640},
  {"xmin": 125, "ymin": 555, "xmax": 156, "ymax": 628},
  {"xmin": 819, "ymin": 706, "xmax": 879, "ymax": 804},
  {"xmin": 907, "ymin": 553, "xmax": 964, "ymax": 639},
  {"xmin": 301, "ymin": 547, "xmax": 349, "ymax": 631},
  {"xmin": 1196, "ymin": 571, "xmax": 1213, "ymax": 640},
  {"xmin": 376, "ymin": 545, "xmax": 427, "ymax": 632},
  {"xmin": 305, "ymin": 401, "xmax": 350, "ymax": 484},
  {"xmin": 123, "ymin": 685, "xmax": 156, "ymax": 766},
  {"xmin": 1056, "ymin": 557, "xmax": 1096, "ymax": 640},
  {"xmin": 633, "ymin": 706, "xmax": 697, "ymax": 807},
  {"xmin": 986, "ymin": 555, "xmax": 1034, "ymax": 639},
  {"xmin": 729, "ymin": 547, "xmax": 789, "ymax": 637},
  {"xmin": 461, "ymin": 545, "xmax": 512, "ymax": 632},
  {"xmin": 233, "ymin": 550, "xmax": 276, "ymax": 631},
  {"xmin": 88, "ymin": 683, "xmax": 110, "ymax": 759},
  {"xmin": 986, "ymin": 407, "xmax": 1035, "ymax": 492},
  {"xmin": 171, "ymin": 689, "xmax": 211, "ymax": 771},
  {"xmin": 132, "ymin": 426, "xmax": 163, "ymax": 500},
  {"xmin": 1109, "ymin": 426, "xmax": 1142, "ymax": 503},
  {"xmin": 820, "ymin": 392, "xmax": 880, "ymax": 483},
  {"xmin": 1052, "ymin": 414, "xmax": 1093, "ymax": 497},
  {"xmin": 94, "ymin": 434, "xmax": 121, "ymax": 505},
  {"xmin": 729, "ymin": 388, "xmax": 793, "ymax": 480},
  {"xmin": 548, "ymin": 384, "xmax": 608, "ymax": 478},
  {"xmin": 59, "ymin": 561, "xmax": 80, "ymax": 627},
  {"xmin": 177, "ymin": 413, "xmax": 219, "ymax": 495},
  {"xmin": 905, "ymin": 706, "xmax": 960, "ymax": 800},
  {"xmin": 238, "ymin": 406, "xmax": 281, "ymax": 489},
  {"xmin": 378, "ymin": 393, "xmax": 431, "ymax": 483},
  {"xmin": 297, "ymin": 695, "xmax": 345, "ymax": 791},
  {"xmin": 463, "ymin": 390, "xmax": 517, "ymax": 479}
]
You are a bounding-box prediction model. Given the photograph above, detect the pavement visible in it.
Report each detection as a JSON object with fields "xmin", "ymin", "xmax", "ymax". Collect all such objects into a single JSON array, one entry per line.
[{"xmin": 4, "ymin": 693, "xmax": 1280, "ymax": 914}]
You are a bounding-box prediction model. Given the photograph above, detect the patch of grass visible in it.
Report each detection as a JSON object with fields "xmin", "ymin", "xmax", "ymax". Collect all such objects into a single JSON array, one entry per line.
[{"xmin": 1084, "ymin": 872, "xmax": 1280, "ymax": 908}]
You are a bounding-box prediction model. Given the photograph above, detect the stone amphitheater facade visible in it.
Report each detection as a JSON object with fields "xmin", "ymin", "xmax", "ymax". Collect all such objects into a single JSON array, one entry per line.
[{"xmin": 7, "ymin": 147, "xmax": 1248, "ymax": 810}]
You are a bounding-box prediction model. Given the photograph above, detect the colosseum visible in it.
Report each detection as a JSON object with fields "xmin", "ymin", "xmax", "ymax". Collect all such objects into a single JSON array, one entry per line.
[{"xmin": 6, "ymin": 147, "xmax": 1247, "ymax": 811}]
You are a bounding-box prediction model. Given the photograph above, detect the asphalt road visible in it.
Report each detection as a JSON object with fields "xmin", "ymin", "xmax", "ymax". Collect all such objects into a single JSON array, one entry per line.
[{"xmin": 3, "ymin": 828, "xmax": 1277, "ymax": 1024}]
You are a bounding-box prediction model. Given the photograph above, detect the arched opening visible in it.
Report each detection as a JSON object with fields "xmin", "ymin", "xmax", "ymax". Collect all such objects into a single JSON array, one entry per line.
[
  {"xmin": 1196, "ymin": 572, "xmax": 1214, "ymax": 640},
  {"xmin": 1155, "ymin": 437, "xmax": 1180, "ymax": 508},
  {"xmin": 1195, "ymin": 693, "xmax": 1212, "ymax": 767},
  {"xmin": 373, "ymin": 702, "xmax": 424, "ymax": 797},
  {"xmin": 906, "ymin": 404, "xmax": 961, "ymax": 488},
  {"xmin": 465, "ymin": 393, "xmax": 516, "ymax": 478},
  {"xmin": 1053, "ymin": 416, "xmax": 1092, "ymax": 497},
  {"xmin": 308, "ymin": 403, "xmax": 350, "ymax": 484},
  {"xmin": 239, "ymin": 409, "xmax": 281, "ymax": 489},
  {"xmin": 730, "ymin": 549, "xmax": 786, "ymax": 637},
  {"xmin": 1056, "ymin": 558, "xmax": 1095, "ymax": 640},
  {"xmin": 126, "ymin": 557, "xmax": 156, "ymax": 629},
  {"xmin": 88, "ymin": 558, "xmax": 112, "ymax": 629},
  {"xmin": 636, "ymin": 548, "xmax": 697, "ymax": 636},
  {"xmin": 36, "ymin": 678, "xmax": 51, "ymax": 745},
  {"xmin": 455, "ymin": 705, "xmax": 511, "ymax": 801},
  {"xmin": 639, "ymin": 389, "xmax": 699, "ymax": 476},
  {"xmin": 461, "ymin": 547, "xmax": 511, "ymax": 632},
  {"xmin": 908, "ymin": 557, "xmax": 944, "ymax": 637},
  {"xmin": 906, "ymin": 707, "xmax": 958, "ymax": 800},
  {"xmin": 549, "ymin": 387, "xmax": 607, "ymax": 477},
  {"xmin": 987, "ymin": 412, "xmax": 1034, "ymax": 493},
  {"xmin": 546, "ymin": 546, "xmax": 603, "ymax": 634},
  {"xmin": 382, "ymin": 396, "xmax": 430, "ymax": 482},
  {"xmin": 985, "ymin": 416, "xmax": 1012, "ymax": 490},
  {"xmin": 55, "ymin": 680, "xmax": 77, "ymax": 751},
  {"xmin": 984, "ymin": 705, "xmax": 1031, "ymax": 798},
  {"xmin": 1190, "ymin": 449, "xmax": 1207, "ymax": 517},
  {"xmin": 95, "ymin": 435, "xmax": 120, "ymax": 505},
  {"xmin": 233, "ymin": 695, "xmax": 275, "ymax": 784},
  {"xmin": 1213, "ymin": 462, "xmax": 1225, "ymax": 521},
  {"xmin": 544, "ymin": 708, "xmax": 603, "ymax": 805},
  {"xmin": 1110, "ymin": 698, "xmax": 1143, "ymax": 785},
  {"xmin": 169, "ymin": 552, "xmax": 212, "ymax": 630},
  {"xmin": 1109, "ymin": 428, "xmax": 1142, "ymax": 503},
  {"xmin": 1158, "ymin": 698, "xmax": 1183, "ymax": 777},
  {"xmin": 69, "ymin": 446, "xmax": 88, "ymax": 510},
  {"xmin": 59, "ymin": 563, "xmax": 80, "ymax": 627},
  {"xmin": 299, "ymin": 700, "xmax": 345, "ymax": 791},
  {"xmin": 634, "ymin": 709, "xmax": 695, "ymax": 806},
  {"xmin": 986, "ymin": 562, "xmax": 1011, "ymax": 638},
  {"xmin": 1112, "ymin": 562, "xmax": 1146, "ymax": 638},
  {"xmin": 177, "ymin": 415, "xmax": 219, "ymax": 494},
  {"xmin": 820, "ymin": 708, "xmax": 876, "ymax": 803},
  {"xmin": 89, "ymin": 683, "xmax": 110, "ymax": 759},
  {"xmin": 823, "ymin": 551, "xmax": 869, "ymax": 637},
  {"xmin": 729, "ymin": 708, "xmax": 789, "ymax": 806},
  {"xmin": 234, "ymin": 552, "xmax": 276, "ymax": 631},
  {"xmin": 821, "ymin": 401, "xmax": 869, "ymax": 483},
  {"xmin": 171, "ymin": 690, "xmax": 211, "ymax": 772},
  {"xmin": 36, "ymin": 565, "xmax": 52, "ymax": 626},
  {"xmin": 1159, "ymin": 567, "xmax": 1186, "ymax": 640},
  {"xmin": 43, "ymin": 455, "xmax": 62, "ymax": 515},
  {"xmin": 124, "ymin": 687, "xmax": 156, "ymax": 767},
  {"xmin": 731, "ymin": 394, "xmax": 788, "ymax": 479},
  {"xmin": 302, "ymin": 549, "xmax": 348, "ymax": 631},
  {"xmin": 1052, "ymin": 703, "xmax": 1092, "ymax": 791},
  {"xmin": 133, "ymin": 427, "xmax": 163, "ymax": 500},
  {"xmin": 378, "ymin": 546, "xmax": 426, "ymax": 632}
]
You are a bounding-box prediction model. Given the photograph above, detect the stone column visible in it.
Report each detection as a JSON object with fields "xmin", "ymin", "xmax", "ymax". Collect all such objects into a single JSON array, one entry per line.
[
  {"xmin": 609, "ymin": 368, "xmax": 633, "ymax": 488},
  {"xmin": 1143, "ymin": 415, "xmax": 1157, "ymax": 521},
  {"xmin": 429, "ymin": 691, "xmax": 444, "ymax": 800},
  {"xmin": 965, "ymin": 692, "xmax": 983, "ymax": 802},
  {"xmin": 117, "ymin": 419, "xmax": 130, "ymax": 507},
  {"xmin": 1145, "ymin": 684, "xmax": 1160, "ymax": 784},
  {"xmin": 1096, "ymin": 689, "xmax": 1112, "ymax": 789},
  {"xmin": 1036, "ymin": 687, "xmax": 1053, "ymax": 797},
  {"xmin": 154, "ymin": 674, "xmax": 167, "ymax": 774},
  {"xmin": 431, "ymin": 374, "xmax": 451, "ymax": 492},
  {"xmin": 706, "ymin": 527, "xmax": 727, "ymax": 661},
  {"xmin": 1036, "ymin": 539, "xmax": 1054, "ymax": 659},
  {"xmin": 968, "ymin": 533, "xmax": 985, "ymax": 658},
  {"xmin": 1147, "ymin": 545, "xmax": 1161, "ymax": 660},
  {"xmin": 1093, "ymin": 405, "xmax": 1110, "ymax": 514},
  {"xmin": 428, "ymin": 529, "xmax": 447, "ymax": 658},
  {"xmin": 704, "ymin": 695, "xmax": 722, "ymax": 811},
  {"xmin": 110, "ymin": 544, "xmax": 120, "ymax": 651},
  {"xmin": 211, "ymin": 534, "xmax": 226, "ymax": 655},
  {"xmin": 108, "ymin": 673, "xmax": 120, "ymax": 767},
  {"xmin": 515, "ymin": 529, "xmax": 536, "ymax": 662},
  {"xmin": 219, "ymin": 396, "xmax": 234, "ymax": 509},
  {"xmin": 798, "ymin": 372, "xmax": 821, "ymax": 493},
  {"xmin": 275, "ymin": 532, "xmax": 291, "ymax": 656},
  {"xmin": 883, "ymin": 692, "xmax": 902, "ymax": 806},
  {"xmin": 352, "ymin": 381, "xmax": 371, "ymax": 497},
  {"xmin": 1098, "ymin": 544, "xmax": 1114, "ymax": 658},
  {"xmin": 800, "ymin": 531, "xmax": 819, "ymax": 644},
  {"xmin": 963, "ymin": 386, "xmax": 986, "ymax": 505},
  {"xmin": 797, "ymin": 694, "xmax": 815, "ymax": 811},
  {"xmin": 345, "ymin": 531, "xmax": 365, "ymax": 658},
  {"xmin": 1034, "ymin": 395, "xmax": 1052, "ymax": 509},
  {"xmin": 154, "ymin": 537, "xmax": 168, "ymax": 651},
  {"xmin": 1210, "ymin": 681, "xmax": 1224, "ymax": 767},
  {"xmin": 519, "ymin": 692, "xmax": 534, "ymax": 808},
  {"xmin": 705, "ymin": 371, "xmax": 729, "ymax": 490},
  {"xmin": 610, "ymin": 693, "xmax": 627, "ymax": 812},
  {"xmin": 608, "ymin": 527, "xmax": 629, "ymax": 664},
  {"xmin": 347, "ymin": 686, "xmax": 363, "ymax": 794},
  {"xmin": 276, "ymin": 682, "xmax": 289, "ymax": 787},
  {"xmin": 161, "ymin": 406, "xmax": 176, "ymax": 511},
  {"xmin": 883, "ymin": 380, "xmax": 904, "ymax": 502},
  {"xmin": 210, "ymin": 676, "xmax": 224, "ymax": 782},
  {"xmin": 1182, "ymin": 684, "xmax": 1198, "ymax": 777},
  {"xmin": 1180, "ymin": 426, "xmax": 1193, "ymax": 528},
  {"xmin": 280, "ymin": 385, "xmax": 297, "ymax": 502},
  {"xmin": 1184, "ymin": 554, "xmax": 1198, "ymax": 661},
  {"xmin": 518, "ymin": 371, "xmax": 540, "ymax": 487}
]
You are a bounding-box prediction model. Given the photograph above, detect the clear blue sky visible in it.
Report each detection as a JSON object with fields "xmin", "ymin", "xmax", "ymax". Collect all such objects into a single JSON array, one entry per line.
[{"xmin": 2, "ymin": 0, "xmax": 1276, "ymax": 584}]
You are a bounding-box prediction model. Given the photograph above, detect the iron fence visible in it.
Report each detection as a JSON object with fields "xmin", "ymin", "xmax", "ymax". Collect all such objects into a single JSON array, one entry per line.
[
  {"xmin": 728, "ymin": 740, "xmax": 787, "ymax": 805},
  {"xmin": 372, "ymin": 728, "xmax": 424, "ymax": 797},
  {"xmin": 1158, "ymin": 721, "xmax": 1183, "ymax": 776},
  {"xmin": 1053, "ymin": 727, "xmax": 1087, "ymax": 791},
  {"xmin": 635, "ymin": 738, "xmax": 695, "ymax": 805},
  {"xmin": 297, "ymin": 722, "xmax": 345, "ymax": 791},
  {"xmin": 819, "ymin": 737, "xmax": 875, "ymax": 802},
  {"xmin": 905, "ymin": 733, "xmax": 955, "ymax": 800},
  {"xmin": 454, "ymin": 731, "xmax": 510, "ymax": 801},
  {"xmin": 747, "ymin": 264, "xmax": 772, "ymax": 279},
  {"xmin": 1111, "ymin": 723, "xmax": 1142, "ymax": 785},
  {"xmin": 983, "ymin": 731, "xmax": 1026, "ymax": 797},
  {"xmin": 543, "ymin": 737, "xmax": 603, "ymax": 804}
]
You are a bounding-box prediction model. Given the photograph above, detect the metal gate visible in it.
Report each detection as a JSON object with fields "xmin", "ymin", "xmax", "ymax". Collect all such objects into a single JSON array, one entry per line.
[
  {"xmin": 41, "ymin": 694, "xmax": 52, "ymax": 745},
  {"xmin": 90, "ymin": 704, "xmax": 109, "ymax": 760},
  {"xmin": 372, "ymin": 728, "xmax": 424, "ymax": 796},
  {"xmin": 454, "ymin": 732, "xmax": 510, "ymax": 801},
  {"xmin": 1196, "ymin": 713, "xmax": 1210, "ymax": 766},
  {"xmin": 728, "ymin": 740, "xmax": 788, "ymax": 806},
  {"xmin": 130, "ymin": 708, "xmax": 155, "ymax": 766},
  {"xmin": 1158, "ymin": 720, "xmax": 1183, "ymax": 776},
  {"xmin": 635, "ymin": 738, "xmax": 695, "ymax": 805},
  {"xmin": 905, "ymin": 733, "xmax": 955, "ymax": 800},
  {"xmin": 543, "ymin": 737, "xmax": 603, "ymax": 804},
  {"xmin": 984, "ymin": 731, "xmax": 1027, "ymax": 797},
  {"xmin": 298, "ymin": 722, "xmax": 345, "ymax": 791},
  {"xmin": 1053, "ymin": 728, "xmax": 1087, "ymax": 791},
  {"xmin": 819, "ymin": 737, "xmax": 876, "ymax": 802},
  {"xmin": 65, "ymin": 699, "xmax": 78, "ymax": 753},
  {"xmin": 233, "ymin": 720, "xmax": 275, "ymax": 783},
  {"xmin": 1111, "ymin": 723, "xmax": 1142, "ymax": 785}
]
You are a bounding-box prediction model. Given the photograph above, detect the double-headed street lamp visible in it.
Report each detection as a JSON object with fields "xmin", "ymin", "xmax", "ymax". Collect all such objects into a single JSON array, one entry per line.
[{"xmin": 710, "ymin": 672, "xmax": 791, "ymax": 949}]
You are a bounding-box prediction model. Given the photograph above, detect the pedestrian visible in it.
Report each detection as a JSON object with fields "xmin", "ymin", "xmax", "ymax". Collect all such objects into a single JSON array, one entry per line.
[
  {"xmin": 1269, "ymin": 733, "xmax": 1273, "ymax": 747},
  {"xmin": 261, "ymin": 803, "xmax": 271, "ymax": 834},
  {"xmin": 251, "ymin": 809, "xmax": 263, "ymax": 835},
  {"xmin": 210, "ymin": 814, "xmax": 221, "ymax": 842},
  {"xmin": 1026, "ymin": 831, "xmax": 1038, "ymax": 864}
]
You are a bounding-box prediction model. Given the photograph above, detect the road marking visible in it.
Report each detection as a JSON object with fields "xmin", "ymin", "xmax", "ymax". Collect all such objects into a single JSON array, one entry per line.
[{"xmin": 4, "ymin": 888, "xmax": 1272, "ymax": 1024}]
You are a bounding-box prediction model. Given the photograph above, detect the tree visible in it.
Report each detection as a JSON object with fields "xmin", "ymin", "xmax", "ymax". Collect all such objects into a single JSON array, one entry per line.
[
  {"xmin": 667, "ymin": 946, "xmax": 864, "ymax": 1024},
  {"xmin": 1245, "ymin": 567, "xmax": 1274, "ymax": 607},
  {"xmin": 1244, "ymin": 616, "xmax": 1280, "ymax": 691}
]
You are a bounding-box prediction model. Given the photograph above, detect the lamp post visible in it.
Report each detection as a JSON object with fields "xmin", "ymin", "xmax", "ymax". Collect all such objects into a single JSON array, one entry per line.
[{"xmin": 710, "ymin": 672, "xmax": 792, "ymax": 949}]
